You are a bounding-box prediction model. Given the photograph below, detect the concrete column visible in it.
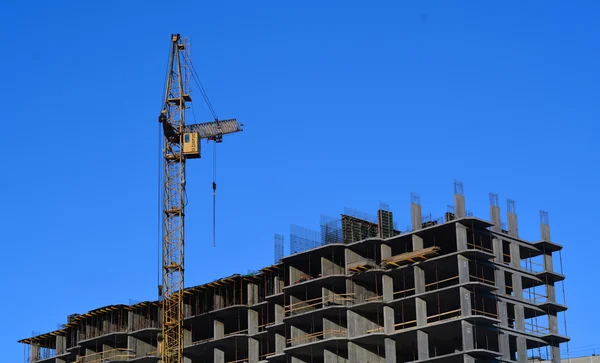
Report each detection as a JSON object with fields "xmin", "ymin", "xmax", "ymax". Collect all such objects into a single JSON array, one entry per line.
[
  {"xmin": 348, "ymin": 341, "xmax": 384, "ymax": 363},
  {"xmin": 516, "ymin": 336, "xmax": 527, "ymax": 362},
  {"xmin": 384, "ymin": 338, "xmax": 396, "ymax": 363},
  {"xmin": 549, "ymin": 312, "xmax": 559, "ymax": 335},
  {"xmin": 512, "ymin": 273, "xmax": 524, "ymax": 300},
  {"xmin": 490, "ymin": 197, "xmax": 501, "ymax": 232},
  {"xmin": 184, "ymin": 328, "xmax": 192, "ymax": 363},
  {"xmin": 275, "ymin": 333, "xmax": 286, "ymax": 354},
  {"xmin": 381, "ymin": 243, "xmax": 392, "ymax": 260},
  {"xmin": 325, "ymin": 348, "xmax": 347, "ymax": 363},
  {"xmin": 214, "ymin": 290, "xmax": 224, "ymax": 309},
  {"xmin": 347, "ymin": 310, "xmax": 378, "ymax": 337},
  {"xmin": 247, "ymin": 283, "xmax": 258, "ymax": 305},
  {"xmin": 275, "ymin": 303, "xmax": 285, "ymax": 324},
  {"xmin": 457, "ymin": 255, "xmax": 470, "ymax": 284},
  {"xmin": 414, "ymin": 265, "xmax": 425, "ymax": 294},
  {"xmin": 509, "ymin": 242, "xmax": 521, "ymax": 270},
  {"xmin": 417, "ymin": 330, "xmax": 429, "ymax": 360},
  {"xmin": 381, "ymin": 274, "xmax": 397, "ymax": 362},
  {"xmin": 497, "ymin": 299, "xmax": 508, "ymax": 326},
  {"xmin": 345, "ymin": 249, "xmax": 360, "ymax": 273},
  {"xmin": 547, "ymin": 282, "xmax": 556, "ymax": 303},
  {"xmin": 30, "ymin": 343, "xmax": 40, "ymax": 362},
  {"xmin": 492, "ymin": 236, "xmax": 503, "ymax": 262},
  {"xmin": 454, "ymin": 192, "xmax": 466, "ymax": 219},
  {"xmin": 551, "ymin": 343, "xmax": 561, "ymax": 363},
  {"xmin": 247, "ymin": 308, "xmax": 259, "ymax": 362},
  {"xmin": 507, "ymin": 199, "xmax": 519, "ymax": 237},
  {"xmin": 382, "ymin": 275, "xmax": 393, "ymax": 302},
  {"xmin": 127, "ymin": 336, "xmax": 155, "ymax": 357},
  {"xmin": 127, "ymin": 310, "xmax": 134, "ymax": 331},
  {"xmin": 544, "ymin": 253, "xmax": 554, "ymax": 272},
  {"xmin": 323, "ymin": 317, "xmax": 344, "ymax": 338},
  {"xmin": 102, "ymin": 318, "xmax": 110, "ymax": 335},
  {"xmin": 463, "ymin": 354, "xmax": 476, "ymax": 363},
  {"xmin": 274, "ymin": 276, "xmax": 282, "ymax": 294},
  {"xmin": 412, "ymin": 234, "xmax": 423, "ymax": 251},
  {"xmin": 508, "ymin": 213, "xmax": 518, "ymax": 237},
  {"xmin": 56, "ymin": 335, "xmax": 66, "ymax": 356},
  {"xmin": 540, "ymin": 217, "xmax": 551, "ymax": 241},
  {"xmin": 495, "ymin": 262, "xmax": 506, "ymax": 295},
  {"xmin": 248, "ymin": 337, "xmax": 259, "ymax": 363},
  {"xmin": 383, "ymin": 307, "xmax": 395, "ymax": 334},
  {"xmin": 411, "ymin": 200, "xmax": 422, "ymax": 231},
  {"xmin": 456, "ymin": 223, "xmax": 468, "ymax": 251},
  {"xmin": 322, "ymin": 256, "xmax": 334, "ymax": 276},
  {"xmin": 290, "ymin": 325, "xmax": 307, "ymax": 346},
  {"xmin": 459, "ymin": 287, "xmax": 472, "ymax": 317},
  {"xmin": 415, "ymin": 296, "xmax": 429, "ymax": 360},
  {"xmin": 214, "ymin": 319, "xmax": 224, "ymax": 339},
  {"xmin": 214, "ymin": 348, "xmax": 224, "ymax": 363},
  {"xmin": 498, "ymin": 331, "xmax": 510, "ymax": 360},
  {"xmin": 461, "ymin": 320, "xmax": 474, "ymax": 351},
  {"xmin": 416, "ymin": 298, "xmax": 427, "ymax": 326},
  {"xmin": 289, "ymin": 265, "xmax": 305, "ymax": 285},
  {"xmin": 291, "ymin": 357, "xmax": 308, "ymax": 363},
  {"xmin": 515, "ymin": 304, "xmax": 525, "ymax": 332}
]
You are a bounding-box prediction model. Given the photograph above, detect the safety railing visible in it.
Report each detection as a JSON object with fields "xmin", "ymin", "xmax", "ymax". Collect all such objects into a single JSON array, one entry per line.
[
  {"xmin": 472, "ymin": 308, "xmax": 498, "ymax": 319},
  {"xmin": 286, "ymin": 329, "xmax": 347, "ymax": 346},
  {"xmin": 523, "ymin": 289, "xmax": 548, "ymax": 304},
  {"xmin": 467, "ymin": 243, "xmax": 494, "ymax": 254},
  {"xmin": 427, "ymin": 308, "xmax": 462, "ymax": 323},
  {"xmin": 521, "ymin": 258, "xmax": 545, "ymax": 273},
  {"xmin": 525, "ymin": 321, "xmax": 551, "ymax": 336},
  {"xmin": 425, "ymin": 276, "xmax": 460, "ymax": 292},
  {"xmin": 469, "ymin": 274, "xmax": 496, "ymax": 286},
  {"xmin": 77, "ymin": 348, "xmax": 135, "ymax": 363},
  {"xmin": 284, "ymin": 293, "xmax": 354, "ymax": 315},
  {"xmin": 393, "ymin": 287, "xmax": 416, "ymax": 298}
]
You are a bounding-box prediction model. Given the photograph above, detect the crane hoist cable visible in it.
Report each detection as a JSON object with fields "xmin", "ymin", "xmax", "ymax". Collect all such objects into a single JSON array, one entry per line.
[
  {"xmin": 213, "ymin": 141, "xmax": 217, "ymax": 247},
  {"xmin": 184, "ymin": 53, "xmax": 222, "ymax": 247}
]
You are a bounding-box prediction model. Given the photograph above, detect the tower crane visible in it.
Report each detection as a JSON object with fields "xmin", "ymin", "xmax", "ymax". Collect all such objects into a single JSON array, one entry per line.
[{"xmin": 158, "ymin": 34, "xmax": 242, "ymax": 363}]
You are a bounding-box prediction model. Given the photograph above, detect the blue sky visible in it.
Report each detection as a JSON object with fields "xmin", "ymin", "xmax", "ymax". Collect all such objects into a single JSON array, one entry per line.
[{"xmin": 1, "ymin": 0, "xmax": 598, "ymax": 360}]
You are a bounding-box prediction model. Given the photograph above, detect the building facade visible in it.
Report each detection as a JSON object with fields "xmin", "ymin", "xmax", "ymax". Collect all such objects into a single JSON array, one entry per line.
[{"xmin": 19, "ymin": 185, "xmax": 569, "ymax": 363}]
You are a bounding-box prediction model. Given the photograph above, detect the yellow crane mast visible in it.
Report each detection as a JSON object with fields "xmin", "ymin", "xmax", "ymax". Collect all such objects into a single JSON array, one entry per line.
[{"xmin": 158, "ymin": 33, "xmax": 242, "ymax": 363}]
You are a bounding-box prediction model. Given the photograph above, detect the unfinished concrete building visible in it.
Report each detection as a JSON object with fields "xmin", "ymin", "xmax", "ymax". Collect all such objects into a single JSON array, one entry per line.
[{"xmin": 19, "ymin": 182, "xmax": 569, "ymax": 363}]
